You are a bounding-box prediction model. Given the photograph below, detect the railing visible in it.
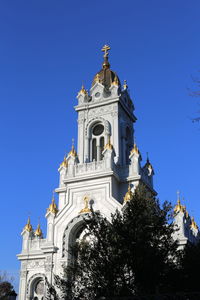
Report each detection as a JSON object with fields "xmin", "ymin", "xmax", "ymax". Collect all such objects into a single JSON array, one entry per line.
[{"xmin": 74, "ymin": 160, "xmax": 105, "ymax": 175}]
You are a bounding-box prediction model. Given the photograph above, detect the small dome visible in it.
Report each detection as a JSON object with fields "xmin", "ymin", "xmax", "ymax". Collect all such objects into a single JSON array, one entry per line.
[
  {"xmin": 92, "ymin": 44, "xmax": 121, "ymax": 89},
  {"xmin": 92, "ymin": 69, "xmax": 121, "ymax": 89}
]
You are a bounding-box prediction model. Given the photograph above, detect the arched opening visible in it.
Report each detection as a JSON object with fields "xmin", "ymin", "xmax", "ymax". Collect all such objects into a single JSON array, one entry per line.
[
  {"xmin": 30, "ymin": 278, "xmax": 45, "ymax": 300},
  {"xmin": 92, "ymin": 138, "xmax": 97, "ymax": 161},
  {"xmin": 100, "ymin": 136, "xmax": 105, "ymax": 160},
  {"xmin": 90, "ymin": 123, "xmax": 105, "ymax": 162}
]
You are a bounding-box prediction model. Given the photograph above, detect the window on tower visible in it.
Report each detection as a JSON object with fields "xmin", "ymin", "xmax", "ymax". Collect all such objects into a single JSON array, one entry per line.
[
  {"xmin": 90, "ymin": 123, "xmax": 105, "ymax": 162},
  {"xmin": 92, "ymin": 139, "xmax": 97, "ymax": 161},
  {"xmin": 100, "ymin": 136, "xmax": 105, "ymax": 160}
]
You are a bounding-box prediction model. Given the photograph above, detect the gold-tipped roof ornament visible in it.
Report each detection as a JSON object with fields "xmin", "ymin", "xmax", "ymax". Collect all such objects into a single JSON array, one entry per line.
[
  {"xmin": 131, "ymin": 143, "xmax": 139, "ymax": 155},
  {"xmin": 123, "ymin": 183, "xmax": 134, "ymax": 203},
  {"xmin": 35, "ymin": 223, "xmax": 43, "ymax": 237},
  {"xmin": 68, "ymin": 142, "xmax": 77, "ymax": 157},
  {"xmin": 145, "ymin": 157, "xmax": 153, "ymax": 169},
  {"xmin": 112, "ymin": 75, "xmax": 119, "ymax": 86},
  {"xmin": 24, "ymin": 217, "xmax": 33, "ymax": 232},
  {"xmin": 104, "ymin": 137, "xmax": 113, "ymax": 150},
  {"xmin": 174, "ymin": 191, "xmax": 183, "ymax": 213},
  {"xmin": 94, "ymin": 73, "xmax": 101, "ymax": 83},
  {"xmin": 123, "ymin": 80, "xmax": 128, "ymax": 90},
  {"xmin": 79, "ymin": 196, "xmax": 91, "ymax": 214},
  {"xmin": 191, "ymin": 217, "xmax": 198, "ymax": 230},
  {"xmin": 79, "ymin": 84, "xmax": 87, "ymax": 95},
  {"xmin": 60, "ymin": 155, "xmax": 68, "ymax": 168},
  {"xmin": 48, "ymin": 192, "xmax": 58, "ymax": 215}
]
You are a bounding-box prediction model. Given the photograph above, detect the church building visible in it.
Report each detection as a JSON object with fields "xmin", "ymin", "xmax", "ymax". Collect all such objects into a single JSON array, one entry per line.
[{"xmin": 17, "ymin": 46, "xmax": 199, "ymax": 300}]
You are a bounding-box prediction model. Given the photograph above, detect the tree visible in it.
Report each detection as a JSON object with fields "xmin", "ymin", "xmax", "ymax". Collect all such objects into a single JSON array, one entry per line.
[
  {"xmin": 0, "ymin": 271, "xmax": 16, "ymax": 300},
  {"xmin": 177, "ymin": 241, "xmax": 200, "ymax": 293},
  {"xmin": 47, "ymin": 184, "xmax": 179, "ymax": 299}
]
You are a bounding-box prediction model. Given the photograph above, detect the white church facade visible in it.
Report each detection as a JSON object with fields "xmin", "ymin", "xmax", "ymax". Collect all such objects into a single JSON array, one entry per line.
[{"xmin": 17, "ymin": 46, "xmax": 199, "ymax": 300}]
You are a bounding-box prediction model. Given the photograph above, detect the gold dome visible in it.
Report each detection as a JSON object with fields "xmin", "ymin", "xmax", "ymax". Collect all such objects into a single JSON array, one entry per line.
[
  {"xmin": 123, "ymin": 184, "xmax": 134, "ymax": 203},
  {"xmin": 24, "ymin": 217, "xmax": 32, "ymax": 232},
  {"xmin": 60, "ymin": 155, "xmax": 68, "ymax": 168},
  {"xmin": 191, "ymin": 217, "xmax": 198, "ymax": 230},
  {"xmin": 68, "ymin": 144, "xmax": 77, "ymax": 157},
  {"xmin": 130, "ymin": 143, "xmax": 139, "ymax": 155},
  {"xmin": 92, "ymin": 45, "xmax": 121, "ymax": 89},
  {"xmin": 104, "ymin": 137, "xmax": 113, "ymax": 150},
  {"xmin": 35, "ymin": 224, "xmax": 42, "ymax": 237},
  {"xmin": 48, "ymin": 195, "xmax": 58, "ymax": 215},
  {"xmin": 174, "ymin": 199, "xmax": 182, "ymax": 213},
  {"xmin": 79, "ymin": 84, "xmax": 87, "ymax": 95}
]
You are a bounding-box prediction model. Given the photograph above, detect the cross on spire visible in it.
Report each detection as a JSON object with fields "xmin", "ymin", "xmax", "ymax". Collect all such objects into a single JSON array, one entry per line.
[{"xmin": 101, "ymin": 44, "xmax": 111, "ymax": 57}]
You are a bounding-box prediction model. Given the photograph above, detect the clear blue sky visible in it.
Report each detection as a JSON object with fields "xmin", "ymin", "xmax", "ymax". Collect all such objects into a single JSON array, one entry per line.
[{"xmin": 0, "ymin": 0, "xmax": 200, "ymax": 291}]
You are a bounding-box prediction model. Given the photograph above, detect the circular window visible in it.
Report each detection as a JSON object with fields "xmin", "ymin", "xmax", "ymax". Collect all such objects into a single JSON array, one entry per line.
[
  {"xmin": 95, "ymin": 92, "xmax": 100, "ymax": 98},
  {"xmin": 93, "ymin": 124, "xmax": 104, "ymax": 136}
]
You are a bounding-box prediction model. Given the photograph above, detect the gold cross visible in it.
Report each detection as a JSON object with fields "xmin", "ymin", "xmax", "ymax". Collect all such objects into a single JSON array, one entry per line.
[{"xmin": 101, "ymin": 44, "xmax": 111, "ymax": 57}]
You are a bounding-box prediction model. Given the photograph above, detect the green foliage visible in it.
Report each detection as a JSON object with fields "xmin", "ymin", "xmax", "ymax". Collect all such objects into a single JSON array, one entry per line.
[
  {"xmin": 0, "ymin": 281, "xmax": 16, "ymax": 300},
  {"xmin": 47, "ymin": 185, "xmax": 179, "ymax": 299},
  {"xmin": 178, "ymin": 241, "xmax": 200, "ymax": 293}
]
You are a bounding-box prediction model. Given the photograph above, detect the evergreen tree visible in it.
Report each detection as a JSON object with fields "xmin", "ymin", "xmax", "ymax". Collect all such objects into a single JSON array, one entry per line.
[
  {"xmin": 47, "ymin": 184, "xmax": 179, "ymax": 299},
  {"xmin": 178, "ymin": 241, "xmax": 200, "ymax": 293}
]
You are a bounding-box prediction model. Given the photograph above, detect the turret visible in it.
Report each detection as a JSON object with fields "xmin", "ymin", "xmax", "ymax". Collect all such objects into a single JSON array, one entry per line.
[
  {"xmin": 102, "ymin": 137, "xmax": 115, "ymax": 169},
  {"xmin": 129, "ymin": 142, "xmax": 141, "ymax": 176},
  {"xmin": 46, "ymin": 192, "xmax": 58, "ymax": 243},
  {"xmin": 21, "ymin": 217, "xmax": 33, "ymax": 251}
]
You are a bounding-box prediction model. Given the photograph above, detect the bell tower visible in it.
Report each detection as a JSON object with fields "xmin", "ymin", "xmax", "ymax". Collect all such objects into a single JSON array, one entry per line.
[{"xmin": 76, "ymin": 45, "xmax": 136, "ymax": 166}]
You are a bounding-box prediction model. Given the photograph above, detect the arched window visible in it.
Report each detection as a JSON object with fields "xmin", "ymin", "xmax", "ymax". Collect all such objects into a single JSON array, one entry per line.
[
  {"xmin": 100, "ymin": 137, "xmax": 105, "ymax": 160},
  {"xmin": 90, "ymin": 123, "xmax": 105, "ymax": 162},
  {"xmin": 31, "ymin": 279, "xmax": 45, "ymax": 300},
  {"xmin": 92, "ymin": 139, "xmax": 97, "ymax": 161}
]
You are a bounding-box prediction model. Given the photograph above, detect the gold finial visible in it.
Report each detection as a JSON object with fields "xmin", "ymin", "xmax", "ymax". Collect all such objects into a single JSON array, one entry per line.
[
  {"xmin": 112, "ymin": 75, "xmax": 119, "ymax": 86},
  {"xmin": 104, "ymin": 136, "xmax": 113, "ymax": 150},
  {"xmin": 123, "ymin": 80, "xmax": 128, "ymax": 90},
  {"xmin": 123, "ymin": 182, "xmax": 134, "ymax": 203},
  {"xmin": 79, "ymin": 196, "xmax": 91, "ymax": 214},
  {"xmin": 48, "ymin": 191, "xmax": 58, "ymax": 215},
  {"xmin": 35, "ymin": 223, "xmax": 43, "ymax": 237},
  {"xmin": 174, "ymin": 191, "xmax": 188, "ymax": 212},
  {"xmin": 94, "ymin": 73, "xmax": 100, "ymax": 83},
  {"xmin": 60, "ymin": 154, "xmax": 68, "ymax": 168},
  {"xmin": 24, "ymin": 217, "xmax": 33, "ymax": 232},
  {"xmin": 101, "ymin": 44, "xmax": 111, "ymax": 58},
  {"xmin": 131, "ymin": 142, "xmax": 139, "ymax": 155},
  {"xmin": 191, "ymin": 217, "xmax": 198, "ymax": 230},
  {"xmin": 174, "ymin": 191, "xmax": 184, "ymax": 213},
  {"xmin": 79, "ymin": 84, "xmax": 87, "ymax": 95},
  {"xmin": 68, "ymin": 139, "xmax": 77, "ymax": 157},
  {"xmin": 144, "ymin": 154, "xmax": 153, "ymax": 170}
]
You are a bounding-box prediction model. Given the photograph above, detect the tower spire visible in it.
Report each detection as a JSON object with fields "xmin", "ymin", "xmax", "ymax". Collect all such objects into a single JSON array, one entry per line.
[
  {"xmin": 101, "ymin": 44, "xmax": 111, "ymax": 69},
  {"xmin": 24, "ymin": 216, "xmax": 32, "ymax": 232},
  {"xmin": 48, "ymin": 190, "xmax": 58, "ymax": 214}
]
